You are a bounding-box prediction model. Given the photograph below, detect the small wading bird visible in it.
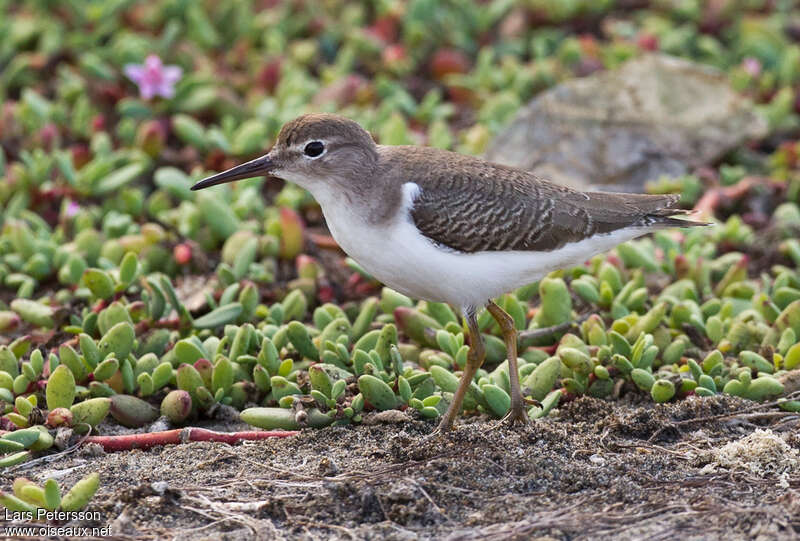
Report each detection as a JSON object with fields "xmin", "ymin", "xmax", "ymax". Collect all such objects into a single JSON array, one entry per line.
[{"xmin": 192, "ymin": 113, "xmax": 707, "ymax": 431}]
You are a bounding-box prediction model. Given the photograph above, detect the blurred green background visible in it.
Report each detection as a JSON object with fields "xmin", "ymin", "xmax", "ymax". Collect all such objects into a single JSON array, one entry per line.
[{"xmin": 2, "ymin": 0, "xmax": 799, "ymax": 167}]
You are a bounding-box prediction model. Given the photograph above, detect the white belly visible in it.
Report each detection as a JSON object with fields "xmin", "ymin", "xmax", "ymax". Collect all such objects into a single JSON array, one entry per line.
[{"xmin": 319, "ymin": 185, "xmax": 648, "ymax": 311}]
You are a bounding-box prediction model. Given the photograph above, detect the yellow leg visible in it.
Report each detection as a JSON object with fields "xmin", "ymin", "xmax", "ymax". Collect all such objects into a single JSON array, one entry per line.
[
  {"xmin": 486, "ymin": 300, "xmax": 527, "ymax": 425},
  {"xmin": 436, "ymin": 310, "xmax": 485, "ymax": 432}
]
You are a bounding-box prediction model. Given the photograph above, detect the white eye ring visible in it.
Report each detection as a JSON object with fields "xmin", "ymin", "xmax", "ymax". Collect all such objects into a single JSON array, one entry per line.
[{"xmin": 303, "ymin": 140, "xmax": 326, "ymax": 159}]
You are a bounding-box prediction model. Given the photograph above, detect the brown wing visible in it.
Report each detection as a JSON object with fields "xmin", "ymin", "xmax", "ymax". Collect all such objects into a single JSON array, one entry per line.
[{"xmin": 407, "ymin": 151, "xmax": 689, "ymax": 253}]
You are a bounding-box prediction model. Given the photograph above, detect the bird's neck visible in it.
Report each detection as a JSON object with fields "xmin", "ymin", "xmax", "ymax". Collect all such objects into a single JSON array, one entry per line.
[
  {"xmin": 309, "ymin": 176, "xmax": 402, "ymax": 227},
  {"xmin": 288, "ymin": 152, "xmax": 405, "ymax": 227}
]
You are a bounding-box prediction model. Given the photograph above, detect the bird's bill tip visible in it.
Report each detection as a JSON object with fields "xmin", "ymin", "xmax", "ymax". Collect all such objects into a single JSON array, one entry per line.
[{"xmin": 190, "ymin": 154, "xmax": 274, "ymax": 191}]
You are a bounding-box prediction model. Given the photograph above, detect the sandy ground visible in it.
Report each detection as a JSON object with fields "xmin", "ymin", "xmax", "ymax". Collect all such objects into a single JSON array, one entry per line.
[{"xmin": 3, "ymin": 394, "xmax": 800, "ymax": 540}]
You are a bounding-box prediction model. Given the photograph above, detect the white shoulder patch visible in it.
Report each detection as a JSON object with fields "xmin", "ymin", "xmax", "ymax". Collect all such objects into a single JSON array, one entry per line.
[{"xmin": 401, "ymin": 182, "xmax": 421, "ymax": 211}]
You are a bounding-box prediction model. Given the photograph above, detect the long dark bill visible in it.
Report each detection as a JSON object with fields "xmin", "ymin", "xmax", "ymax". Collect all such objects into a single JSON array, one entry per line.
[{"xmin": 190, "ymin": 155, "xmax": 274, "ymax": 190}]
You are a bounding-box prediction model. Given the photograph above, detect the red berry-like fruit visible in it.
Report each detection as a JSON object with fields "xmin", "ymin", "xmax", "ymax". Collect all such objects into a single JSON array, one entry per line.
[
  {"xmin": 174, "ymin": 243, "xmax": 192, "ymax": 265},
  {"xmin": 91, "ymin": 114, "xmax": 106, "ymax": 132},
  {"xmin": 39, "ymin": 122, "xmax": 59, "ymax": 150},
  {"xmin": 258, "ymin": 58, "xmax": 282, "ymax": 94},
  {"xmin": 71, "ymin": 144, "xmax": 91, "ymax": 169},
  {"xmin": 383, "ymin": 44, "xmax": 407, "ymax": 66},
  {"xmin": 430, "ymin": 48, "xmax": 470, "ymax": 80},
  {"xmin": 47, "ymin": 408, "xmax": 74, "ymax": 428},
  {"xmin": 367, "ymin": 15, "xmax": 399, "ymax": 44}
]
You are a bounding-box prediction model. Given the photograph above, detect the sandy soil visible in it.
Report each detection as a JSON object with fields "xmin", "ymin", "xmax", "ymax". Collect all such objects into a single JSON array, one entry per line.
[{"xmin": 4, "ymin": 394, "xmax": 800, "ymax": 540}]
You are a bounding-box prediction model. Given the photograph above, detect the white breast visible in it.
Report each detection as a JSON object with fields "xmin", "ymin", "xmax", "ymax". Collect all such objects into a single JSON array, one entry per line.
[{"xmin": 315, "ymin": 182, "xmax": 649, "ymax": 312}]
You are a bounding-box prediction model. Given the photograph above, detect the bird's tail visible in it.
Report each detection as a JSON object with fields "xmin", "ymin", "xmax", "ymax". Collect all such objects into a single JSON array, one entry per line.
[
  {"xmin": 586, "ymin": 192, "xmax": 713, "ymax": 229},
  {"xmin": 639, "ymin": 195, "xmax": 712, "ymax": 229}
]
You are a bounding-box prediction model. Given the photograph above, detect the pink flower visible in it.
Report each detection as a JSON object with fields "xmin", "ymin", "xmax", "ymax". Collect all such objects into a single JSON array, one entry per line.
[
  {"xmin": 742, "ymin": 57, "xmax": 762, "ymax": 78},
  {"xmin": 124, "ymin": 55, "xmax": 183, "ymax": 100},
  {"xmin": 65, "ymin": 200, "xmax": 80, "ymax": 218}
]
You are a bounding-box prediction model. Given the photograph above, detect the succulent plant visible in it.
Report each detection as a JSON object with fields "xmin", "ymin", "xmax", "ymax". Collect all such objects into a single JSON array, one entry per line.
[
  {"xmin": 0, "ymin": 1, "xmax": 799, "ymax": 500},
  {"xmin": 1, "ymin": 472, "xmax": 101, "ymax": 513}
]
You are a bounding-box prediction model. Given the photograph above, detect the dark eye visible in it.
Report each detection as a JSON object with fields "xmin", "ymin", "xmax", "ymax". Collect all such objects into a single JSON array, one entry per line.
[{"xmin": 304, "ymin": 141, "xmax": 325, "ymax": 157}]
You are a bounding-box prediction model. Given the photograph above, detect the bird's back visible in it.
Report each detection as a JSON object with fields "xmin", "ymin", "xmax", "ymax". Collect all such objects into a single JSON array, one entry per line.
[{"xmin": 380, "ymin": 145, "xmax": 703, "ymax": 254}]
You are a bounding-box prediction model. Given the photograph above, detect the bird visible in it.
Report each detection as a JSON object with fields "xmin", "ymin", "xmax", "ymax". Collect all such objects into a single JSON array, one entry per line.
[{"xmin": 191, "ymin": 113, "xmax": 707, "ymax": 432}]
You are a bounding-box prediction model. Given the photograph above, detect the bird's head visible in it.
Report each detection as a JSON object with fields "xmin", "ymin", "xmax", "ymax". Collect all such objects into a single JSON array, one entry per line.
[{"xmin": 191, "ymin": 113, "xmax": 379, "ymax": 193}]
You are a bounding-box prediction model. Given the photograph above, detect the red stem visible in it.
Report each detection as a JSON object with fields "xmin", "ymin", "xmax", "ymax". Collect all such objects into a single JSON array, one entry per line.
[
  {"xmin": 82, "ymin": 428, "xmax": 298, "ymax": 451},
  {"xmin": 0, "ymin": 428, "xmax": 299, "ymax": 451},
  {"xmin": 134, "ymin": 317, "xmax": 182, "ymax": 334},
  {"xmin": 308, "ymin": 232, "xmax": 340, "ymax": 250},
  {"xmin": 693, "ymin": 177, "xmax": 763, "ymax": 218},
  {"xmin": 1, "ymin": 428, "xmax": 298, "ymax": 452}
]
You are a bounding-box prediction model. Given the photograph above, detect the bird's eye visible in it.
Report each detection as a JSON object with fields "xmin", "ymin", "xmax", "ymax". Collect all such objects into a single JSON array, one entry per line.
[{"xmin": 304, "ymin": 141, "xmax": 325, "ymax": 158}]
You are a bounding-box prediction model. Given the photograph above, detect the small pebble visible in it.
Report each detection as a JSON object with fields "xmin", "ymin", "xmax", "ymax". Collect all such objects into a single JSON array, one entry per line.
[
  {"xmin": 151, "ymin": 481, "xmax": 169, "ymax": 494},
  {"xmin": 54, "ymin": 427, "xmax": 74, "ymax": 450},
  {"xmin": 589, "ymin": 453, "xmax": 605, "ymax": 466},
  {"xmin": 78, "ymin": 442, "xmax": 105, "ymax": 457},
  {"xmin": 318, "ymin": 456, "xmax": 340, "ymax": 476}
]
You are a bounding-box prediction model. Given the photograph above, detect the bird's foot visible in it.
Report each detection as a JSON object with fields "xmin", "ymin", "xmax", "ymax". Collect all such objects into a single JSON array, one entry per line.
[
  {"xmin": 500, "ymin": 407, "xmax": 529, "ymax": 427},
  {"xmin": 428, "ymin": 415, "xmax": 456, "ymax": 439},
  {"xmin": 491, "ymin": 398, "xmax": 529, "ymax": 430}
]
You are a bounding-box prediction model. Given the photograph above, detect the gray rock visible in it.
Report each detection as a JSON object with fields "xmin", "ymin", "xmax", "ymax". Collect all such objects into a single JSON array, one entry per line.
[{"xmin": 485, "ymin": 54, "xmax": 767, "ymax": 191}]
